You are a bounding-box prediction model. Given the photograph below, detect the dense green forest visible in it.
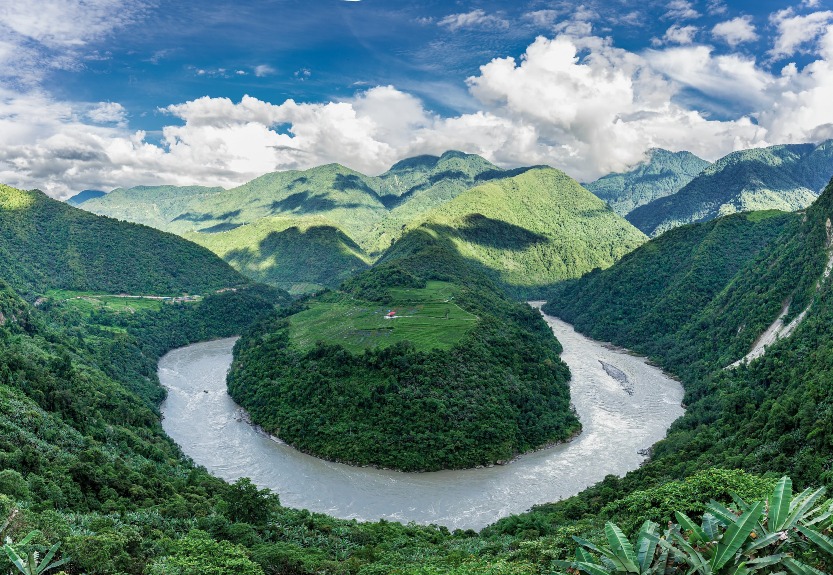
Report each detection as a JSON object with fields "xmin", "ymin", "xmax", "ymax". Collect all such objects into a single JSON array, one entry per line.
[
  {"xmin": 6, "ymin": 172, "xmax": 833, "ymax": 574},
  {"xmin": 627, "ymin": 140, "xmax": 833, "ymax": 237},
  {"xmin": 0, "ymin": 184, "xmax": 245, "ymax": 299},
  {"xmin": 227, "ymin": 230, "xmax": 580, "ymax": 471},
  {"xmin": 584, "ymin": 149, "xmax": 710, "ymax": 216},
  {"xmin": 536, "ymin": 177, "xmax": 833, "ymax": 507}
]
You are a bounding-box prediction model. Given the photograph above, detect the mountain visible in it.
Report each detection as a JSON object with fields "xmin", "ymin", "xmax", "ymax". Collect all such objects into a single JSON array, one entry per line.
[
  {"xmin": 401, "ymin": 167, "xmax": 647, "ymax": 298},
  {"xmin": 65, "ymin": 189, "xmax": 106, "ymax": 206},
  {"xmin": 628, "ymin": 140, "xmax": 833, "ymax": 236},
  {"xmin": 584, "ymin": 149, "xmax": 710, "ymax": 216},
  {"xmin": 541, "ymin": 174, "xmax": 833, "ymax": 489},
  {"xmin": 228, "ymin": 223, "xmax": 579, "ymax": 471},
  {"xmin": 81, "ymin": 152, "xmax": 644, "ymax": 296},
  {"xmin": 0, "ymin": 183, "xmax": 245, "ymax": 298}
]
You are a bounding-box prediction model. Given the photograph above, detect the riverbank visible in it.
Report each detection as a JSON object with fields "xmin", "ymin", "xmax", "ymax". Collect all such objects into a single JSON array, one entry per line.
[{"xmin": 159, "ymin": 313, "xmax": 685, "ymax": 530}]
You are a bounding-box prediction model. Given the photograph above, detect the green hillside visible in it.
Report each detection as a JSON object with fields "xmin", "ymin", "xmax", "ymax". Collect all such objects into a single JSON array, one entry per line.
[
  {"xmin": 403, "ymin": 167, "xmax": 647, "ymax": 298},
  {"xmin": 585, "ymin": 149, "xmax": 710, "ymax": 216},
  {"xmin": 80, "ymin": 154, "xmax": 645, "ymax": 296},
  {"xmin": 545, "ymin": 209, "xmax": 797, "ymax": 367},
  {"xmin": 541, "ymin": 175, "xmax": 833, "ymax": 488},
  {"xmin": 227, "ymin": 230, "xmax": 580, "ymax": 471},
  {"xmin": 628, "ymin": 140, "xmax": 833, "ymax": 236},
  {"xmin": 184, "ymin": 216, "xmax": 371, "ymax": 294},
  {"xmin": 0, "ymin": 184, "xmax": 245, "ymax": 298}
]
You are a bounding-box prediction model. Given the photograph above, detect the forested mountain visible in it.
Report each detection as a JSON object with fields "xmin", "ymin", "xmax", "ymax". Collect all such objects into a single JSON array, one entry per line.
[
  {"xmin": 402, "ymin": 167, "xmax": 646, "ymax": 297},
  {"xmin": 628, "ymin": 140, "xmax": 833, "ymax": 236},
  {"xmin": 541, "ymin": 175, "xmax": 833, "ymax": 490},
  {"xmin": 0, "ymin": 184, "xmax": 245, "ymax": 298},
  {"xmin": 81, "ymin": 153, "xmax": 644, "ymax": 295},
  {"xmin": 584, "ymin": 149, "xmax": 710, "ymax": 216},
  {"xmin": 65, "ymin": 189, "xmax": 106, "ymax": 206},
  {"xmin": 228, "ymin": 226, "xmax": 580, "ymax": 471}
]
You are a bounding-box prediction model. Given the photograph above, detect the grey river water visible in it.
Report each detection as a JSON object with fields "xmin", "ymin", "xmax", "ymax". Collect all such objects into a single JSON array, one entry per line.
[{"xmin": 159, "ymin": 306, "xmax": 684, "ymax": 530}]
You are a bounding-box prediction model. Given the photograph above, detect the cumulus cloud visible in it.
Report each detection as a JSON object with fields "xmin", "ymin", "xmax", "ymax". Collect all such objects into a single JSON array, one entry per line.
[
  {"xmin": 5, "ymin": 3, "xmax": 833, "ymax": 197},
  {"xmin": 437, "ymin": 9, "xmax": 509, "ymax": 31},
  {"xmin": 770, "ymin": 8, "xmax": 833, "ymax": 59},
  {"xmin": 86, "ymin": 102, "xmax": 127, "ymax": 126},
  {"xmin": 652, "ymin": 25, "xmax": 699, "ymax": 46},
  {"xmin": 663, "ymin": 0, "xmax": 700, "ymax": 21},
  {"xmin": 712, "ymin": 16, "xmax": 758, "ymax": 47}
]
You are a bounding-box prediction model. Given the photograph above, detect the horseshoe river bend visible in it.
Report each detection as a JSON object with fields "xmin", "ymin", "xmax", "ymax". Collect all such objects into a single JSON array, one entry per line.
[{"xmin": 158, "ymin": 305, "xmax": 685, "ymax": 531}]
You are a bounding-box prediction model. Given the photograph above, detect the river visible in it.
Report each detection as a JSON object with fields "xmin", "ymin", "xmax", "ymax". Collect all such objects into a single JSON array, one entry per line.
[{"xmin": 159, "ymin": 306, "xmax": 684, "ymax": 530}]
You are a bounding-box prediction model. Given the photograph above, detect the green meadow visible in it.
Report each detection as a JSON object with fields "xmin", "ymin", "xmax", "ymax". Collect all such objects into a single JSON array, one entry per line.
[{"xmin": 288, "ymin": 281, "xmax": 478, "ymax": 353}]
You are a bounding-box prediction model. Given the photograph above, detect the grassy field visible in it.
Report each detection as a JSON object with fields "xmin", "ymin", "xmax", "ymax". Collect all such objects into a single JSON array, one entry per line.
[
  {"xmin": 288, "ymin": 281, "xmax": 478, "ymax": 353},
  {"xmin": 45, "ymin": 290, "xmax": 202, "ymax": 314}
]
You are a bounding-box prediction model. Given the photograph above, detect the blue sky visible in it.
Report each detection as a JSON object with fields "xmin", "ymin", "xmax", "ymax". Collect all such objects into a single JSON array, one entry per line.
[{"xmin": 1, "ymin": 0, "xmax": 832, "ymax": 196}]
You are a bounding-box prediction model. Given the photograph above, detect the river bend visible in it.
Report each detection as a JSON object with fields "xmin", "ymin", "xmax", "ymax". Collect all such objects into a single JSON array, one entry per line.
[{"xmin": 159, "ymin": 308, "xmax": 684, "ymax": 530}]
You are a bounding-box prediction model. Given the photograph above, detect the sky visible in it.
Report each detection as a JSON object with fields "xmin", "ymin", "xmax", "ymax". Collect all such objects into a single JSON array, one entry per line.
[{"xmin": 1, "ymin": 0, "xmax": 833, "ymax": 198}]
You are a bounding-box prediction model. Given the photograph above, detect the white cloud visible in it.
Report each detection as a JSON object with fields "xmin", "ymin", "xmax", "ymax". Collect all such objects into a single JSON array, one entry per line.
[
  {"xmin": 254, "ymin": 64, "xmax": 276, "ymax": 77},
  {"xmin": 86, "ymin": 102, "xmax": 127, "ymax": 126},
  {"xmin": 437, "ymin": 9, "xmax": 509, "ymax": 31},
  {"xmin": 770, "ymin": 8, "xmax": 833, "ymax": 59},
  {"xmin": 652, "ymin": 25, "xmax": 699, "ymax": 46},
  {"xmin": 5, "ymin": 5, "xmax": 833, "ymax": 198},
  {"xmin": 712, "ymin": 16, "xmax": 758, "ymax": 47},
  {"xmin": 664, "ymin": 0, "xmax": 700, "ymax": 21}
]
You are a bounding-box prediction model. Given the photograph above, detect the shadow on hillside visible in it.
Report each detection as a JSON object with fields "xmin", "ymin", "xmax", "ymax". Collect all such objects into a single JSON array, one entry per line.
[
  {"xmin": 223, "ymin": 225, "xmax": 369, "ymax": 288},
  {"xmin": 172, "ymin": 209, "xmax": 241, "ymax": 223},
  {"xmin": 269, "ymin": 191, "xmax": 369, "ymax": 214},
  {"xmin": 441, "ymin": 214, "xmax": 548, "ymax": 250}
]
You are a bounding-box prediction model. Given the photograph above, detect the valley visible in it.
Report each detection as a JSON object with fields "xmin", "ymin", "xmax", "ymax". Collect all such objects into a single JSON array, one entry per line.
[{"xmin": 158, "ymin": 309, "xmax": 684, "ymax": 530}]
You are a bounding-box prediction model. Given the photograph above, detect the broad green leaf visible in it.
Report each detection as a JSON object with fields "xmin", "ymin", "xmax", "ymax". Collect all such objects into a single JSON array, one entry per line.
[
  {"xmin": 711, "ymin": 501, "xmax": 765, "ymax": 571},
  {"xmin": 746, "ymin": 554, "xmax": 786, "ymax": 570},
  {"xmin": 742, "ymin": 531, "xmax": 784, "ymax": 554},
  {"xmin": 769, "ymin": 477, "xmax": 792, "ymax": 531},
  {"xmin": 703, "ymin": 514, "xmax": 721, "ymax": 541},
  {"xmin": 707, "ymin": 501, "xmax": 739, "ymax": 527},
  {"xmin": 797, "ymin": 525, "xmax": 833, "ymax": 556},
  {"xmin": 729, "ymin": 562, "xmax": 750, "ymax": 575},
  {"xmin": 637, "ymin": 522, "xmax": 660, "ymax": 572},
  {"xmin": 676, "ymin": 512, "xmax": 708, "ymax": 543},
  {"xmin": 671, "ymin": 530, "xmax": 711, "ymax": 575},
  {"xmin": 785, "ymin": 488, "xmax": 826, "ymax": 530},
  {"xmin": 782, "ymin": 558, "xmax": 828, "ymax": 575},
  {"xmin": 577, "ymin": 547, "xmax": 595, "ymax": 563},
  {"xmin": 576, "ymin": 560, "xmax": 615, "ymax": 575},
  {"xmin": 605, "ymin": 522, "xmax": 640, "ymax": 573}
]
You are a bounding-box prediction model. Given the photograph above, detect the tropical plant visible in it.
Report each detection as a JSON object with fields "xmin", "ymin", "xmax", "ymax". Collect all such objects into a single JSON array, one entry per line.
[
  {"xmin": 557, "ymin": 477, "xmax": 833, "ymax": 575},
  {"xmin": 2, "ymin": 510, "xmax": 70, "ymax": 575}
]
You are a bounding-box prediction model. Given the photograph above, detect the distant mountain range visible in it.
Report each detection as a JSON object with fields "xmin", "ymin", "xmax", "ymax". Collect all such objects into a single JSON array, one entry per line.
[
  {"xmin": 626, "ymin": 140, "xmax": 833, "ymax": 236},
  {"xmin": 584, "ymin": 149, "xmax": 711, "ymax": 216},
  {"xmin": 81, "ymin": 151, "xmax": 646, "ymax": 297}
]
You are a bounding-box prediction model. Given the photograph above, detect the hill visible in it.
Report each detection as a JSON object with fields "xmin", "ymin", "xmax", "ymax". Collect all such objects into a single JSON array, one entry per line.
[
  {"xmin": 584, "ymin": 149, "xmax": 710, "ymax": 216},
  {"xmin": 402, "ymin": 167, "xmax": 647, "ymax": 298},
  {"xmin": 628, "ymin": 140, "xmax": 833, "ymax": 236},
  {"xmin": 80, "ymin": 154, "xmax": 644, "ymax": 296},
  {"xmin": 65, "ymin": 189, "xmax": 106, "ymax": 206},
  {"xmin": 227, "ymin": 228, "xmax": 580, "ymax": 471},
  {"xmin": 0, "ymin": 184, "xmax": 246, "ymax": 298},
  {"xmin": 541, "ymin": 174, "xmax": 833, "ymax": 489}
]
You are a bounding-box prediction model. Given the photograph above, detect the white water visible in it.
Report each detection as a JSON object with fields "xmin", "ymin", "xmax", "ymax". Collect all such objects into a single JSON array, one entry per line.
[{"xmin": 159, "ymin": 308, "xmax": 684, "ymax": 530}]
